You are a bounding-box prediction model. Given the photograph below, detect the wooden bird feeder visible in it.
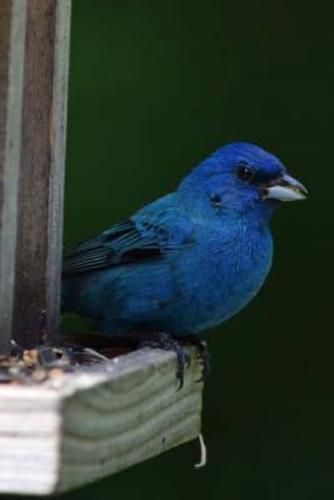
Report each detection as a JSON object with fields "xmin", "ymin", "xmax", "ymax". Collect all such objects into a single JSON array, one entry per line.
[{"xmin": 0, "ymin": 1, "xmax": 203, "ymax": 495}]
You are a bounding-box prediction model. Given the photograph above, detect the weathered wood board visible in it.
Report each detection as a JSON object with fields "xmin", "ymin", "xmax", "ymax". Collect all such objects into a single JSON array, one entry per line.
[
  {"xmin": 0, "ymin": 0, "xmax": 72, "ymax": 350},
  {"xmin": 12, "ymin": 0, "xmax": 72, "ymax": 347},
  {"xmin": 0, "ymin": 0, "xmax": 27, "ymax": 353},
  {"xmin": 0, "ymin": 348, "xmax": 203, "ymax": 495}
]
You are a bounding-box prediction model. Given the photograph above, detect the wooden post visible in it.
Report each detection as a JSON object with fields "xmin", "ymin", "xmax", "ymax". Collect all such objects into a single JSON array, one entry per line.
[
  {"xmin": 9, "ymin": 0, "xmax": 71, "ymax": 348},
  {"xmin": 0, "ymin": 0, "xmax": 27, "ymax": 353}
]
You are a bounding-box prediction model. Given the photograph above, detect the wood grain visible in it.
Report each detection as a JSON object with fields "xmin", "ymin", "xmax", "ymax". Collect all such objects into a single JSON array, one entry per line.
[
  {"xmin": 0, "ymin": 348, "xmax": 203, "ymax": 495},
  {"xmin": 13, "ymin": 0, "xmax": 71, "ymax": 347},
  {"xmin": 0, "ymin": 0, "xmax": 27, "ymax": 353}
]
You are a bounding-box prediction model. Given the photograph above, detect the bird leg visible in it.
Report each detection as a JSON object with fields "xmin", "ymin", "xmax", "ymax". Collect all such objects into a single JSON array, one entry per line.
[
  {"xmin": 179, "ymin": 335, "xmax": 211, "ymax": 382},
  {"xmin": 64, "ymin": 330, "xmax": 191, "ymax": 389},
  {"xmin": 135, "ymin": 332, "xmax": 190, "ymax": 390}
]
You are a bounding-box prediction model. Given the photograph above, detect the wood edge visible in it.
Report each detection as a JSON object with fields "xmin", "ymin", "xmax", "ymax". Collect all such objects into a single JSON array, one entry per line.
[{"xmin": 0, "ymin": 347, "xmax": 203, "ymax": 399}]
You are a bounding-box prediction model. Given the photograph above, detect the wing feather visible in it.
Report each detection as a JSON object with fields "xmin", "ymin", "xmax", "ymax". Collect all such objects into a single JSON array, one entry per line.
[{"xmin": 63, "ymin": 216, "xmax": 193, "ymax": 276}]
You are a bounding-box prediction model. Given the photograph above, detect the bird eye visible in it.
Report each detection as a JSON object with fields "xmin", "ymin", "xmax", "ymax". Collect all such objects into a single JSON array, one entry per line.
[
  {"xmin": 210, "ymin": 194, "xmax": 222, "ymax": 207},
  {"xmin": 236, "ymin": 163, "xmax": 254, "ymax": 182}
]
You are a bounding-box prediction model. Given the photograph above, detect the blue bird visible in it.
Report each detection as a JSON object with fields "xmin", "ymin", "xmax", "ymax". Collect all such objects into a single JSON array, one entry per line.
[{"xmin": 62, "ymin": 142, "xmax": 307, "ymax": 382}]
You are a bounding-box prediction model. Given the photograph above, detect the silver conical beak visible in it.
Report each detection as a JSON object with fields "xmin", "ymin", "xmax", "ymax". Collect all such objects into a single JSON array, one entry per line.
[{"xmin": 264, "ymin": 174, "xmax": 308, "ymax": 202}]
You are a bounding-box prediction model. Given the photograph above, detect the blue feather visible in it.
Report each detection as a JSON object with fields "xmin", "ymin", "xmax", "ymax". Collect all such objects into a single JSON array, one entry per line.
[{"xmin": 62, "ymin": 142, "xmax": 306, "ymax": 336}]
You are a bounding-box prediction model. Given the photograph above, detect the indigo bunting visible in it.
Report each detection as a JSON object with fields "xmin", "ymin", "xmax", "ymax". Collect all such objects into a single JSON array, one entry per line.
[{"xmin": 63, "ymin": 142, "xmax": 307, "ymax": 381}]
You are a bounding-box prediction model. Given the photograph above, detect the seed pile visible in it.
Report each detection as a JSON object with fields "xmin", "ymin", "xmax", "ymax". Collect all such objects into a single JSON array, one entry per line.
[{"xmin": 0, "ymin": 342, "xmax": 109, "ymax": 385}]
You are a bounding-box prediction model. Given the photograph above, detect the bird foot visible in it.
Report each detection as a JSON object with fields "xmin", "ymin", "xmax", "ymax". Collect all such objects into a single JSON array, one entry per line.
[
  {"xmin": 137, "ymin": 332, "xmax": 190, "ymax": 390},
  {"xmin": 179, "ymin": 335, "xmax": 210, "ymax": 382}
]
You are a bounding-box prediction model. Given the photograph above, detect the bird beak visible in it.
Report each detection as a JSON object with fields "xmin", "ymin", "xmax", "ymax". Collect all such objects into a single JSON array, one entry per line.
[{"xmin": 263, "ymin": 174, "xmax": 308, "ymax": 202}]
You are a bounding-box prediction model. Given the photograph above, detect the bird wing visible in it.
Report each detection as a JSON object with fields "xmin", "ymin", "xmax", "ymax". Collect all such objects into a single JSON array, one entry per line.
[{"xmin": 63, "ymin": 211, "xmax": 194, "ymax": 276}]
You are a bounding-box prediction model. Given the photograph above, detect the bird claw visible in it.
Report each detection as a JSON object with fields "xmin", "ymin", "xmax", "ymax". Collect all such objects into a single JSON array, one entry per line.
[
  {"xmin": 195, "ymin": 343, "xmax": 211, "ymax": 382},
  {"xmin": 138, "ymin": 332, "xmax": 189, "ymax": 390},
  {"xmin": 175, "ymin": 348, "xmax": 190, "ymax": 390},
  {"xmin": 179, "ymin": 335, "xmax": 210, "ymax": 382}
]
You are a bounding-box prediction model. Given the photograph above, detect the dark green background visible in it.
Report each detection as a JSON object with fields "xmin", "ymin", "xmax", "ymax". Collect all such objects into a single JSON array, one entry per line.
[{"xmin": 62, "ymin": 1, "xmax": 332, "ymax": 499}]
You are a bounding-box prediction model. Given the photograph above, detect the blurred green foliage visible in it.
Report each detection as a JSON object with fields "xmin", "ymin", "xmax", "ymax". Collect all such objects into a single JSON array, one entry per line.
[{"xmin": 59, "ymin": 1, "xmax": 334, "ymax": 499}]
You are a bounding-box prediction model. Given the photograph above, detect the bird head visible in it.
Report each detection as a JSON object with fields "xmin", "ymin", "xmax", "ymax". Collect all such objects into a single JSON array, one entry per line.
[{"xmin": 178, "ymin": 142, "xmax": 307, "ymax": 220}]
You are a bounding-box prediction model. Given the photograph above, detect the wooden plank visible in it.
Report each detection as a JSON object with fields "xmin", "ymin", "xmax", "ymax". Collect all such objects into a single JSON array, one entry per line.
[
  {"xmin": 0, "ymin": 348, "xmax": 203, "ymax": 495},
  {"xmin": 0, "ymin": 0, "xmax": 27, "ymax": 353},
  {"xmin": 13, "ymin": 0, "xmax": 71, "ymax": 347}
]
